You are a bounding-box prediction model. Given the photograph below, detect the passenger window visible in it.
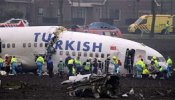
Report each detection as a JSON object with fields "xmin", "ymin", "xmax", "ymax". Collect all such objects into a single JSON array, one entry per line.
[
  {"xmin": 84, "ymin": 52, "xmax": 87, "ymax": 57},
  {"xmin": 107, "ymin": 54, "xmax": 110, "ymax": 58},
  {"xmin": 7, "ymin": 43, "xmax": 10, "ymax": 48},
  {"xmin": 28, "ymin": 43, "xmax": 31, "ymax": 47},
  {"xmin": 89, "ymin": 52, "xmax": 93, "ymax": 57},
  {"xmin": 12, "ymin": 43, "xmax": 15, "ymax": 48},
  {"xmin": 101, "ymin": 53, "xmax": 104, "ymax": 58},
  {"xmin": 66, "ymin": 51, "xmax": 69, "ymax": 56},
  {"xmin": 45, "ymin": 43, "xmax": 48, "ymax": 47},
  {"xmin": 72, "ymin": 52, "xmax": 76, "ymax": 56},
  {"xmin": 40, "ymin": 43, "xmax": 43, "ymax": 47},
  {"xmin": 23, "ymin": 43, "xmax": 26, "ymax": 48},
  {"xmin": 34, "ymin": 43, "xmax": 37, "ymax": 47},
  {"xmin": 95, "ymin": 53, "xmax": 99, "ymax": 58},
  {"xmin": 2, "ymin": 44, "xmax": 5, "ymax": 48},
  {"xmin": 78, "ymin": 52, "xmax": 81, "ymax": 57},
  {"xmin": 60, "ymin": 51, "xmax": 63, "ymax": 55}
]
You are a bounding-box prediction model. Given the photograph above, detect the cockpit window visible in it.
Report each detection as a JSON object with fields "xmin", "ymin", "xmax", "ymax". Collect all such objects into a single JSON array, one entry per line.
[
  {"xmin": 147, "ymin": 56, "xmax": 152, "ymax": 61},
  {"xmin": 147, "ymin": 56, "xmax": 165, "ymax": 62}
]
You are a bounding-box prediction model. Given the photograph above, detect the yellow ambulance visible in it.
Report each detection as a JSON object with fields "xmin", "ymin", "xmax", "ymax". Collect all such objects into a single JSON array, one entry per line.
[{"xmin": 128, "ymin": 15, "xmax": 174, "ymax": 34}]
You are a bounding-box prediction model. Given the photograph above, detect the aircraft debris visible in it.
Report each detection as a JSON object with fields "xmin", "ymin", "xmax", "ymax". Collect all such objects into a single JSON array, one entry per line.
[
  {"xmin": 61, "ymin": 74, "xmax": 121, "ymax": 98},
  {"xmin": 129, "ymin": 88, "xmax": 134, "ymax": 95},
  {"xmin": 121, "ymin": 93, "xmax": 128, "ymax": 98},
  {"xmin": 1, "ymin": 81, "xmax": 28, "ymax": 90},
  {"xmin": 0, "ymin": 71, "xmax": 7, "ymax": 76}
]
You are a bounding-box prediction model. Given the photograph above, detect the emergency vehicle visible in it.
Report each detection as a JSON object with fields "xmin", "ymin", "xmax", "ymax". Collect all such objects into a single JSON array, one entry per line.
[
  {"xmin": 128, "ymin": 15, "xmax": 175, "ymax": 34},
  {"xmin": 0, "ymin": 18, "xmax": 29, "ymax": 27},
  {"xmin": 70, "ymin": 22, "xmax": 122, "ymax": 37}
]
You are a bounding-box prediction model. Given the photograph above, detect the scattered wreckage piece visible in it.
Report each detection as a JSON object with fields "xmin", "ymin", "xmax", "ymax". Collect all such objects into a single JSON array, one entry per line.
[{"xmin": 61, "ymin": 74, "xmax": 121, "ymax": 98}]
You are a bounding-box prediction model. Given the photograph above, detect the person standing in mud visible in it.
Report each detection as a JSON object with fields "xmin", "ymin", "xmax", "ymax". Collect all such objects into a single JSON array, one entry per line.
[
  {"xmin": 105, "ymin": 55, "xmax": 110, "ymax": 74},
  {"xmin": 97, "ymin": 58, "xmax": 104, "ymax": 75},
  {"xmin": 0, "ymin": 56, "xmax": 4, "ymax": 70},
  {"xmin": 47, "ymin": 56, "xmax": 54, "ymax": 78},
  {"xmin": 57, "ymin": 58, "xmax": 65, "ymax": 78},
  {"xmin": 5, "ymin": 56, "xmax": 11, "ymax": 75},
  {"xmin": 36, "ymin": 55, "xmax": 45, "ymax": 76},
  {"xmin": 92, "ymin": 58, "xmax": 98, "ymax": 74},
  {"xmin": 65, "ymin": 54, "xmax": 71, "ymax": 68},
  {"xmin": 83, "ymin": 57, "xmax": 92, "ymax": 74},
  {"xmin": 11, "ymin": 56, "xmax": 17, "ymax": 75}
]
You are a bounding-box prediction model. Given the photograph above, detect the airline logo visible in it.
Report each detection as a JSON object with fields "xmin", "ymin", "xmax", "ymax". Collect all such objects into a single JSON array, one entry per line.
[{"xmin": 34, "ymin": 32, "xmax": 102, "ymax": 52}]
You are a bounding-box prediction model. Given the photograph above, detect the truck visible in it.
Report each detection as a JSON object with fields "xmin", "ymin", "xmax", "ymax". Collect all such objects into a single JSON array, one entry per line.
[{"xmin": 128, "ymin": 15, "xmax": 175, "ymax": 34}]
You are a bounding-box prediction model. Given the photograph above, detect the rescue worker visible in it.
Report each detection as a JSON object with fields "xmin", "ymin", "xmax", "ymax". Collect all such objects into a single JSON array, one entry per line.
[
  {"xmin": 57, "ymin": 58, "xmax": 65, "ymax": 78},
  {"xmin": 47, "ymin": 56, "xmax": 54, "ymax": 78},
  {"xmin": 105, "ymin": 55, "xmax": 110, "ymax": 74},
  {"xmin": 127, "ymin": 55, "xmax": 132, "ymax": 74},
  {"xmin": 152, "ymin": 56, "xmax": 159, "ymax": 69},
  {"xmin": 0, "ymin": 56, "xmax": 4, "ymax": 70},
  {"xmin": 158, "ymin": 66, "xmax": 168, "ymax": 79},
  {"xmin": 164, "ymin": 21, "xmax": 170, "ymax": 34},
  {"xmin": 65, "ymin": 55, "xmax": 71, "ymax": 67},
  {"xmin": 74, "ymin": 56, "xmax": 82, "ymax": 74},
  {"xmin": 166, "ymin": 56, "xmax": 173, "ymax": 78},
  {"xmin": 135, "ymin": 58, "xmax": 144, "ymax": 78},
  {"xmin": 5, "ymin": 55, "xmax": 11, "ymax": 75},
  {"xmin": 83, "ymin": 58, "xmax": 92, "ymax": 74},
  {"xmin": 111, "ymin": 56, "xmax": 119, "ymax": 74},
  {"xmin": 36, "ymin": 55, "xmax": 45, "ymax": 76},
  {"xmin": 92, "ymin": 58, "xmax": 98, "ymax": 74},
  {"xmin": 148, "ymin": 60, "xmax": 159, "ymax": 79},
  {"xmin": 97, "ymin": 58, "xmax": 103, "ymax": 75},
  {"xmin": 11, "ymin": 56, "xmax": 17, "ymax": 75},
  {"xmin": 67, "ymin": 58, "xmax": 75, "ymax": 76},
  {"xmin": 47, "ymin": 41, "xmax": 54, "ymax": 53},
  {"xmin": 142, "ymin": 64, "xmax": 150, "ymax": 78},
  {"xmin": 141, "ymin": 59, "xmax": 146, "ymax": 70},
  {"xmin": 72, "ymin": 66, "xmax": 76, "ymax": 76}
]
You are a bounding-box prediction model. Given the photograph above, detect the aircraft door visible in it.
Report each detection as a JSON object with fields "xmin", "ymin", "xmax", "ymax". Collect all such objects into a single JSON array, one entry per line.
[
  {"xmin": 134, "ymin": 49, "xmax": 146, "ymax": 65},
  {"xmin": 124, "ymin": 49, "xmax": 135, "ymax": 74}
]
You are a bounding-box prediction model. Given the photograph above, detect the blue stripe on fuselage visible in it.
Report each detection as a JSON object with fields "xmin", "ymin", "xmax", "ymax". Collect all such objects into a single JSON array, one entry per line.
[{"xmin": 34, "ymin": 32, "xmax": 102, "ymax": 52}]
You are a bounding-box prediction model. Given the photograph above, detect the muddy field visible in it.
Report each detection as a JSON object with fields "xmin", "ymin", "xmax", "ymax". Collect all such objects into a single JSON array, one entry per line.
[{"xmin": 0, "ymin": 74, "xmax": 175, "ymax": 100}]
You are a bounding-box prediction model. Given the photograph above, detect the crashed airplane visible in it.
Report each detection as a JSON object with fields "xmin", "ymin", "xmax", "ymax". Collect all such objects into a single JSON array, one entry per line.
[{"xmin": 0, "ymin": 26, "xmax": 166, "ymax": 73}]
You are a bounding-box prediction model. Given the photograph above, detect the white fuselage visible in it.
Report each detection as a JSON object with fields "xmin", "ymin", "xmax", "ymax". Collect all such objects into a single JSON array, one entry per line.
[{"xmin": 0, "ymin": 26, "xmax": 166, "ymax": 74}]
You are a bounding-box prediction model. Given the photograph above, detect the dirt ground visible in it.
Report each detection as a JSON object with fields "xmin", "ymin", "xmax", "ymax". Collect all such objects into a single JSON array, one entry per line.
[{"xmin": 0, "ymin": 74, "xmax": 175, "ymax": 100}]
